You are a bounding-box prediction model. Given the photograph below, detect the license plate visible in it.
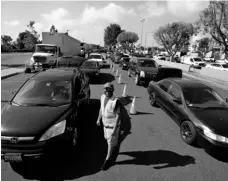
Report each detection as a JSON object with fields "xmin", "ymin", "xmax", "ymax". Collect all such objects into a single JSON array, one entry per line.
[{"xmin": 4, "ymin": 153, "xmax": 22, "ymax": 162}]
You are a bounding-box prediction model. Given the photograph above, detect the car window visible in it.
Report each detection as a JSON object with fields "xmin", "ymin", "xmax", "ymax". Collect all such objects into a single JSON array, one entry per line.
[
  {"xmin": 158, "ymin": 80, "xmax": 171, "ymax": 92},
  {"xmin": 168, "ymin": 83, "xmax": 182, "ymax": 100},
  {"xmin": 13, "ymin": 80, "xmax": 72, "ymax": 106},
  {"xmin": 89, "ymin": 55, "xmax": 101, "ymax": 59}
]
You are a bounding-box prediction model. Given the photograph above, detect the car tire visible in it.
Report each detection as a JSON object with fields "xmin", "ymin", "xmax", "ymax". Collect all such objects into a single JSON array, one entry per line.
[
  {"xmin": 180, "ymin": 121, "xmax": 197, "ymax": 145},
  {"xmin": 128, "ymin": 69, "xmax": 131, "ymax": 77},
  {"xmin": 135, "ymin": 74, "xmax": 139, "ymax": 85},
  {"xmin": 149, "ymin": 91, "xmax": 157, "ymax": 107}
]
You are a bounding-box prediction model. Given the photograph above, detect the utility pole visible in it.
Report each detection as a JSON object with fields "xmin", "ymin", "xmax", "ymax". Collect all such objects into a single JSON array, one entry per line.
[{"xmin": 140, "ymin": 19, "xmax": 145, "ymax": 46}]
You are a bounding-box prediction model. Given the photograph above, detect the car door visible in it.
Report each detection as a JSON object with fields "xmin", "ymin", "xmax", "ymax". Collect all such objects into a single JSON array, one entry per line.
[
  {"xmin": 166, "ymin": 83, "xmax": 187, "ymax": 124},
  {"xmin": 155, "ymin": 80, "xmax": 172, "ymax": 110}
]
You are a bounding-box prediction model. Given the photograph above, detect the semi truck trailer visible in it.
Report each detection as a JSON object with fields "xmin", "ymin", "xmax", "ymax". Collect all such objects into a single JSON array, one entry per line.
[{"xmin": 25, "ymin": 32, "xmax": 81, "ymax": 73}]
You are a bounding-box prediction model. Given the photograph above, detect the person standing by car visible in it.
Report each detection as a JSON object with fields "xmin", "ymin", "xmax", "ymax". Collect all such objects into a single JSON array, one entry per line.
[{"xmin": 96, "ymin": 82, "xmax": 122, "ymax": 170}]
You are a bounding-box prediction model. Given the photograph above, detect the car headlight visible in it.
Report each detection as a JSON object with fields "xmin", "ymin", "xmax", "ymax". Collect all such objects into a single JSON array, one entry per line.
[
  {"xmin": 203, "ymin": 127, "xmax": 228, "ymax": 143},
  {"xmin": 39, "ymin": 120, "xmax": 66, "ymax": 142},
  {"xmin": 140, "ymin": 71, "xmax": 145, "ymax": 77}
]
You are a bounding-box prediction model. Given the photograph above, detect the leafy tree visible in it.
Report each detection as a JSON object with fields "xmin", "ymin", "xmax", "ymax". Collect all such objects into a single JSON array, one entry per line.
[
  {"xmin": 1, "ymin": 35, "xmax": 12, "ymax": 45},
  {"xmin": 117, "ymin": 31, "xmax": 139, "ymax": 51},
  {"xmin": 197, "ymin": 37, "xmax": 210, "ymax": 53},
  {"xmin": 27, "ymin": 21, "xmax": 40, "ymax": 40},
  {"xmin": 50, "ymin": 25, "xmax": 58, "ymax": 33},
  {"xmin": 154, "ymin": 22, "xmax": 194, "ymax": 59},
  {"xmin": 196, "ymin": 1, "xmax": 228, "ymax": 52},
  {"xmin": 104, "ymin": 23, "xmax": 123, "ymax": 48},
  {"xmin": 1, "ymin": 35, "xmax": 13, "ymax": 52}
]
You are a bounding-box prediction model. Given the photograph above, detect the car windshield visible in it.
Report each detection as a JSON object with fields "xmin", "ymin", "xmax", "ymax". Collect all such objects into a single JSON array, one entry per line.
[
  {"xmin": 82, "ymin": 61, "xmax": 98, "ymax": 68},
  {"xmin": 138, "ymin": 60, "xmax": 157, "ymax": 67},
  {"xmin": 183, "ymin": 87, "xmax": 227, "ymax": 108},
  {"xmin": 13, "ymin": 79, "xmax": 71, "ymax": 107},
  {"xmin": 193, "ymin": 58, "xmax": 202, "ymax": 62},
  {"xmin": 89, "ymin": 55, "xmax": 101, "ymax": 59},
  {"xmin": 221, "ymin": 64, "xmax": 228, "ymax": 68},
  {"xmin": 36, "ymin": 45, "xmax": 57, "ymax": 54}
]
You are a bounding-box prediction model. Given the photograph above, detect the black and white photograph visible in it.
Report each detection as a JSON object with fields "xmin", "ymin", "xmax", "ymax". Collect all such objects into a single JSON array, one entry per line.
[{"xmin": 1, "ymin": 0, "xmax": 228, "ymax": 180}]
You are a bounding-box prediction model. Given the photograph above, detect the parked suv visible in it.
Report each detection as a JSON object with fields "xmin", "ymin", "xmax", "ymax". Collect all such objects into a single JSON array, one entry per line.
[
  {"xmin": 128, "ymin": 57, "xmax": 182, "ymax": 86},
  {"xmin": 1, "ymin": 68, "xmax": 90, "ymax": 163}
]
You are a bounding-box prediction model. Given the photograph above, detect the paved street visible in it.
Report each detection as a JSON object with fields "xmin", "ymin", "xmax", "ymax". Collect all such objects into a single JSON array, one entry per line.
[{"xmin": 1, "ymin": 67, "xmax": 228, "ymax": 181}]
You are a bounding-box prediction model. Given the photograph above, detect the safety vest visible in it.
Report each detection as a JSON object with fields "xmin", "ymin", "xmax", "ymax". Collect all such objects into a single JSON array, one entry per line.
[{"xmin": 101, "ymin": 94, "xmax": 118, "ymax": 127}]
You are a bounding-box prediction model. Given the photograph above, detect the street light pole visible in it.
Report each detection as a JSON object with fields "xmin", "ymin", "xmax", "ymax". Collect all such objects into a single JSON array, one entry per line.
[
  {"xmin": 140, "ymin": 19, "xmax": 145, "ymax": 46},
  {"xmin": 145, "ymin": 32, "xmax": 153, "ymax": 48}
]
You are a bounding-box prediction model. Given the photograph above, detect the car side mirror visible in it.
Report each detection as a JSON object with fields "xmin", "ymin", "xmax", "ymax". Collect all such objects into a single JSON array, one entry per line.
[
  {"xmin": 173, "ymin": 98, "xmax": 182, "ymax": 104},
  {"xmin": 224, "ymin": 97, "xmax": 228, "ymax": 102}
]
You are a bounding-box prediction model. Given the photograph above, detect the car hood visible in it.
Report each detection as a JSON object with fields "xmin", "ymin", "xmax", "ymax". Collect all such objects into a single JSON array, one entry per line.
[
  {"xmin": 191, "ymin": 108, "xmax": 228, "ymax": 137},
  {"xmin": 1, "ymin": 104, "xmax": 70, "ymax": 137},
  {"xmin": 33, "ymin": 52, "xmax": 54, "ymax": 57}
]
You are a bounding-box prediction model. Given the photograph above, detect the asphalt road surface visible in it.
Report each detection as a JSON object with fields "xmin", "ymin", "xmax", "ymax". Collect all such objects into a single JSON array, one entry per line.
[{"xmin": 1, "ymin": 66, "xmax": 228, "ymax": 181}]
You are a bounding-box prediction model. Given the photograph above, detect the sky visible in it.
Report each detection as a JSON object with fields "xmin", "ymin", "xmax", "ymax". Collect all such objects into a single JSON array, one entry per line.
[{"xmin": 1, "ymin": 0, "xmax": 210, "ymax": 47}]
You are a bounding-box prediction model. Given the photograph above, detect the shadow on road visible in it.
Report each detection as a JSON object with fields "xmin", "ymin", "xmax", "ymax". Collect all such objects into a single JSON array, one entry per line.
[
  {"xmin": 204, "ymin": 147, "xmax": 228, "ymax": 163},
  {"xmin": 89, "ymin": 73, "xmax": 115, "ymax": 85},
  {"xmin": 116, "ymin": 150, "xmax": 195, "ymax": 169},
  {"xmin": 136, "ymin": 112, "xmax": 154, "ymax": 115},
  {"xmin": 10, "ymin": 98, "xmax": 132, "ymax": 180}
]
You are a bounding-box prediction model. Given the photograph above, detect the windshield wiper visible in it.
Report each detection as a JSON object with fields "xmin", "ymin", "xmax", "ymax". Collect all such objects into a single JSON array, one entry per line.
[{"xmin": 11, "ymin": 101, "xmax": 24, "ymax": 106}]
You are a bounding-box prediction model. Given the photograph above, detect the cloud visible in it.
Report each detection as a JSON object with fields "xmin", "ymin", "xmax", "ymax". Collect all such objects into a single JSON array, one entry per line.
[
  {"xmin": 80, "ymin": 3, "xmax": 135, "ymax": 24},
  {"xmin": 33, "ymin": 22, "xmax": 44, "ymax": 32},
  {"xmin": 41, "ymin": 8, "xmax": 77, "ymax": 32},
  {"xmin": 138, "ymin": 2, "xmax": 165, "ymax": 18},
  {"xmin": 4, "ymin": 20, "xmax": 20, "ymax": 26},
  {"xmin": 167, "ymin": 0, "xmax": 209, "ymax": 17}
]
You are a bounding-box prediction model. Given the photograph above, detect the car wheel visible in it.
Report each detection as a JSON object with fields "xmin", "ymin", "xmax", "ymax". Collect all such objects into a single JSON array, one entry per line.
[
  {"xmin": 180, "ymin": 121, "xmax": 197, "ymax": 145},
  {"xmin": 135, "ymin": 74, "xmax": 139, "ymax": 85},
  {"xmin": 149, "ymin": 91, "xmax": 157, "ymax": 107},
  {"xmin": 128, "ymin": 69, "xmax": 131, "ymax": 77}
]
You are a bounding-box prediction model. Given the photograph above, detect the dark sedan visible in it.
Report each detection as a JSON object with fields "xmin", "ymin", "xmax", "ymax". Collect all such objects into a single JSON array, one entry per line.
[
  {"xmin": 80, "ymin": 61, "xmax": 100, "ymax": 81},
  {"xmin": 119, "ymin": 57, "xmax": 130, "ymax": 70},
  {"xmin": 1, "ymin": 68, "xmax": 90, "ymax": 163},
  {"xmin": 148, "ymin": 78, "xmax": 228, "ymax": 149},
  {"xmin": 128, "ymin": 57, "xmax": 182, "ymax": 86},
  {"xmin": 56, "ymin": 56, "xmax": 87, "ymax": 67}
]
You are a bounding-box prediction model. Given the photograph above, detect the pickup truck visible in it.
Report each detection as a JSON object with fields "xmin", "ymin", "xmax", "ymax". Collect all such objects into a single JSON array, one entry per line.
[{"xmin": 128, "ymin": 57, "xmax": 182, "ymax": 86}]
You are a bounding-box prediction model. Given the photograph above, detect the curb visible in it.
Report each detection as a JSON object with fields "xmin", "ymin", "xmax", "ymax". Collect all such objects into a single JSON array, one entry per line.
[
  {"xmin": 1, "ymin": 71, "xmax": 24, "ymax": 80},
  {"xmin": 183, "ymin": 73, "xmax": 228, "ymax": 90}
]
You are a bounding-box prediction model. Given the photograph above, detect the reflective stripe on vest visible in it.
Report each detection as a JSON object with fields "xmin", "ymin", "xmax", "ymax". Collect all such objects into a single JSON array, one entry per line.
[{"xmin": 101, "ymin": 94, "xmax": 118, "ymax": 127}]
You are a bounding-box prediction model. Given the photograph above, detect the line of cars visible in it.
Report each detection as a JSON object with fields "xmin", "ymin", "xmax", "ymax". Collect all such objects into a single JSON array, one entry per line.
[{"xmin": 110, "ymin": 51, "xmax": 228, "ymax": 152}]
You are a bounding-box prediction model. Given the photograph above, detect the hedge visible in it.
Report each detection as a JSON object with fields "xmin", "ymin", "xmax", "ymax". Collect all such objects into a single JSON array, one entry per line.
[{"xmin": 1, "ymin": 49, "xmax": 33, "ymax": 53}]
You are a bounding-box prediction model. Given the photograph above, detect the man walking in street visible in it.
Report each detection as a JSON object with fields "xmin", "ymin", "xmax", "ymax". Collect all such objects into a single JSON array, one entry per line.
[{"xmin": 97, "ymin": 82, "xmax": 121, "ymax": 171}]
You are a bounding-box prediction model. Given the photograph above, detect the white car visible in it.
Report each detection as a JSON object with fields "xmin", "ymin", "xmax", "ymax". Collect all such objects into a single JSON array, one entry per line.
[
  {"xmin": 87, "ymin": 53, "xmax": 105, "ymax": 67},
  {"xmin": 206, "ymin": 63, "xmax": 228, "ymax": 71},
  {"xmin": 216, "ymin": 59, "xmax": 228, "ymax": 64},
  {"xmin": 182, "ymin": 57, "xmax": 206, "ymax": 67}
]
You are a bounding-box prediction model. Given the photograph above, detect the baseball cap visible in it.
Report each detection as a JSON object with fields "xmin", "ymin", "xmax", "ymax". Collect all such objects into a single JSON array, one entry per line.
[{"xmin": 104, "ymin": 82, "xmax": 114, "ymax": 91}]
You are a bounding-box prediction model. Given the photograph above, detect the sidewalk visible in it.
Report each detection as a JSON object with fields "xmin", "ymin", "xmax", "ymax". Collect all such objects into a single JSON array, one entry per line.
[{"xmin": 1, "ymin": 68, "xmax": 24, "ymax": 80}]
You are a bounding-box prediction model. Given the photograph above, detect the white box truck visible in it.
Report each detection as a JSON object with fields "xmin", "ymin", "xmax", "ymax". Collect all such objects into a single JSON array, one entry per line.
[{"xmin": 25, "ymin": 32, "xmax": 81, "ymax": 73}]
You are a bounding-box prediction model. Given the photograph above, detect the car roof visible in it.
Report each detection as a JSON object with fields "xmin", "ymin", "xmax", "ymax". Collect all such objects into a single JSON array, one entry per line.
[
  {"xmin": 166, "ymin": 78, "xmax": 210, "ymax": 89},
  {"xmin": 90, "ymin": 53, "xmax": 101, "ymax": 55},
  {"xmin": 31, "ymin": 68, "xmax": 76, "ymax": 81}
]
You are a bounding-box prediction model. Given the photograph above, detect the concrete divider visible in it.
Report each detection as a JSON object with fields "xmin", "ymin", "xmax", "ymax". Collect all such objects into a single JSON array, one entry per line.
[{"xmin": 156, "ymin": 60, "xmax": 228, "ymax": 83}]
